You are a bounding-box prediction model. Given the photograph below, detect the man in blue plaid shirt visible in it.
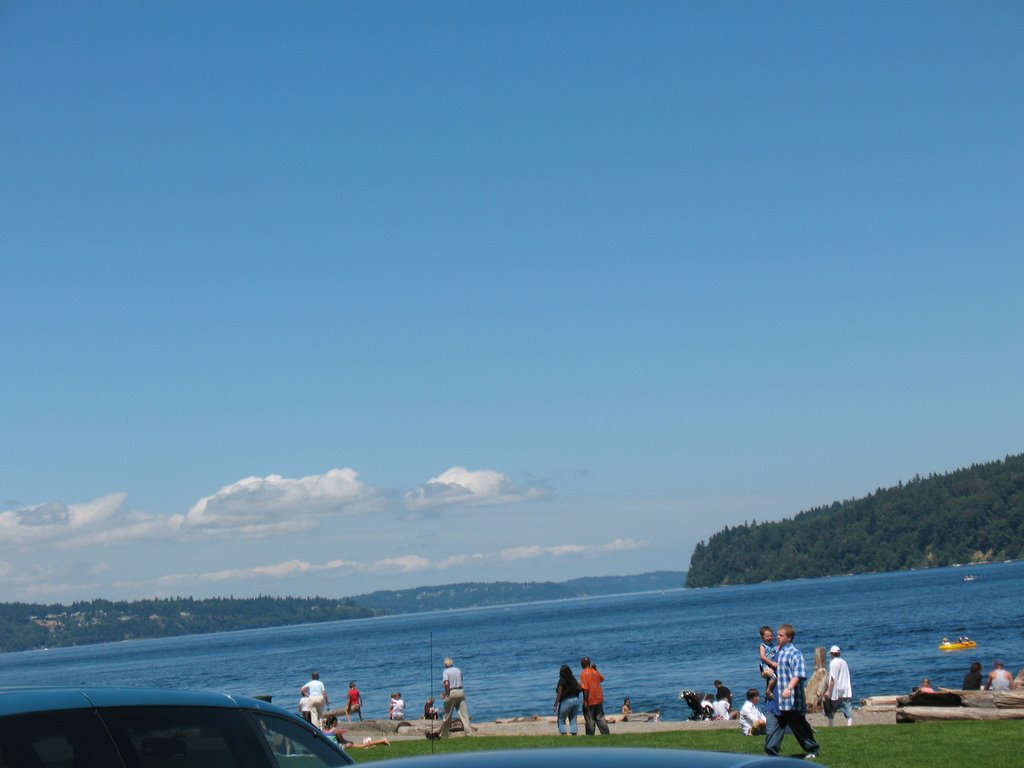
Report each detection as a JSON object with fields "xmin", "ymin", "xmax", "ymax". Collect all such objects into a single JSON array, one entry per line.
[{"xmin": 764, "ymin": 623, "xmax": 820, "ymax": 759}]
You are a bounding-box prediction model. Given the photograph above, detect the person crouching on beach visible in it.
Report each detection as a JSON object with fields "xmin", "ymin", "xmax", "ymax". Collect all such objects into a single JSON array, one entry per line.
[
  {"xmin": 740, "ymin": 688, "xmax": 766, "ymax": 736},
  {"xmin": 423, "ymin": 697, "xmax": 439, "ymax": 719}
]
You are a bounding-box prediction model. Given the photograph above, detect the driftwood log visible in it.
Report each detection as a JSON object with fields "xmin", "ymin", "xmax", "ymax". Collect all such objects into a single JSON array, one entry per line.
[
  {"xmin": 952, "ymin": 690, "xmax": 1024, "ymax": 709},
  {"xmin": 897, "ymin": 706, "xmax": 1024, "ymax": 722},
  {"xmin": 895, "ymin": 689, "xmax": 1024, "ymax": 723},
  {"xmin": 896, "ymin": 691, "xmax": 962, "ymax": 708}
]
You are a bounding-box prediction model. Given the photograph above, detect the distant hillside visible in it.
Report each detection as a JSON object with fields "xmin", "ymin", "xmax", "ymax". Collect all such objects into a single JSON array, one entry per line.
[
  {"xmin": 0, "ymin": 572, "xmax": 686, "ymax": 653},
  {"xmin": 351, "ymin": 571, "xmax": 687, "ymax": 614},
  {"xmin": 686, "ymin": 453, "xmax": 1024, "ymax": 588},
  {"xmin": 0, "ymin": 596, "xmax": 374, "ymax": 654}
]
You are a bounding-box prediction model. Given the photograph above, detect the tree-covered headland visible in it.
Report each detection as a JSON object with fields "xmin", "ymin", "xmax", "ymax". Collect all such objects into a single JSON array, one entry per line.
[
  {"xmin": 686, "ymin": 453, "xmax": 1024, "ymax": 588},
  {"xmin": 0, "ymin": 596, "xmax": 373, "ymax": 654}
]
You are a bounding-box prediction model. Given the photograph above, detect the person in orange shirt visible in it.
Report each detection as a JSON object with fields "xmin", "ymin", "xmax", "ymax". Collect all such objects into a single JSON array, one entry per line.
[{"xmin": 579, "ymin": 656, "xmax": 610, "ymax": 735}]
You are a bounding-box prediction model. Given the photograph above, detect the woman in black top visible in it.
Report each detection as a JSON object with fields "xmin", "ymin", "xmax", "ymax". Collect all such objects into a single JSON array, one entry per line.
[
  {"xmin": 963, "ymin": 661, "xmax": 983, "ymax": 690},
  {"xmin": 554, "ymin": 664, "xmax": 581, "ymax": 735}
]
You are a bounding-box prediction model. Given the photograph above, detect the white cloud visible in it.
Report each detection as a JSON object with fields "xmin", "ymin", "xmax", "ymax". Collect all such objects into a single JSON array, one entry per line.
[
  {"xmin": 0, "ymin": 493, "xmax": 183, "ymax": 550},
  {"xmin": 437, "ymin": 553, "xmax": 487, "ymax": 569},
  {"xmin": 133, "ymin": 538, "xmax": 648, "ymax": 590},
  {"xmin": 0, "ymin": 465, "xmax": 554, "ymax": 560},
  {"xmin": 184, "ymin": 468, "xmax": 383, "ymax": 537},
  {"xmin": 404, "ymin": 467, "xmax": 550, "ymax": 510},
  {"xmin": 369, "ymin": 555, "xmax": 432, "ymax": 572},
  {"xmin": 502, "ymin": 539, "xmax": 647, "ymax": 561},
  {"xmin": 499, "ymin": 545, "xmax": 543, "ymax": 560},
  {"xmin": 156, "ymin": 558, "xmax": 360, "ymax": 586}
]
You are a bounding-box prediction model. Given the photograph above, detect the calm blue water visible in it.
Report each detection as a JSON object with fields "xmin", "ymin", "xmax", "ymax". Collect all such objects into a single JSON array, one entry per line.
[{"xmin": 1, "ymin": 562, "xmax": 1021, "ymax": 722}]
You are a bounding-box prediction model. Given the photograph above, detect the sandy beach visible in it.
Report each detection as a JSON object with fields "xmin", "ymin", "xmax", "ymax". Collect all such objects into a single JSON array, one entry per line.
[{"xmin": 330, "ymin": 709, "xmax": 897, "ymax": 742}]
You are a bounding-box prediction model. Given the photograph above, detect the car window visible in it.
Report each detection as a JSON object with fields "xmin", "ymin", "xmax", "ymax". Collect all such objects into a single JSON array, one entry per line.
[
  {"xmin": 100, "ymin": 705, "xmax": 267, "ymax": 768},
  {"xmin": 0, "ymin": 709, "xmax": 122, "ymax": 768},
  {"xmin": 251, "ymin": 713, "xmax": 353, "ymax": 767}
]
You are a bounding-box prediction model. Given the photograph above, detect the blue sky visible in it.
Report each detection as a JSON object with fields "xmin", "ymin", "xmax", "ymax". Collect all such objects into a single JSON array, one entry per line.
[{"xmin": 2, "ymin": 1, "xmax": 1021, "ymax": 603}]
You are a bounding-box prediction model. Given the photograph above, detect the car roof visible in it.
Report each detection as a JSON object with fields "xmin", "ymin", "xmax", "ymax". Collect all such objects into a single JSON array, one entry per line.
[
  {"xmin": 377, "ymin": 748, "xmax": 816, "ymax": 768},
  {"xmin": 0, "ymin": 686, "xmax": 286, "ymax": 718}
]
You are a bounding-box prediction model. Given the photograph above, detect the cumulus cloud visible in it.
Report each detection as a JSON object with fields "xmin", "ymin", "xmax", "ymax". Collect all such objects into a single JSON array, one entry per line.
[
  {"xmin": 184, "ymin": 468, "xmax": 383, "ymax": 537},
  {"xmin": 1, "ymin": 465, "xmax": 552, "ymax": 556},
  {"xmin": 404, "ymin": 467, "xmax": 550, "ymax": 510},
  {"xmin": 0, "ymin": 493, "xmax": 183, "ymax": 550}
]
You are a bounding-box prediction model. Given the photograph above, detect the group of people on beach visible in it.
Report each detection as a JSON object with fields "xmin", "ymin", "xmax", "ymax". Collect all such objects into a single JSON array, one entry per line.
[
  {"xmin": 297, "ymin": 673, "xmax": 391, "ymax": 750},
  {"xmin": 295, "ymin": 657, "xmax": 474, "ymax": 744},
  {"xmin": 298, "ymin": 674, "xmax": 365, "ymax": 728},
  {"xmin": 735, "ymin": 622, "xmax": 858, "ymax": 759},
  {"xmin": 298, "ymin": 637, "xmax": 1018, "ymax": 755}
]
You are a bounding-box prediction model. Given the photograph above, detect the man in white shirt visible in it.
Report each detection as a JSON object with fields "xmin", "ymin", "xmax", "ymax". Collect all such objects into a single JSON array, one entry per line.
[
  {"xmin": 823, "ymin": 645, "xmax": 853, "ymax": 726},
  {"xmin": 739, "ymin": 688, "xmax": 767, "ymax": 735},
  {"xmin": 301, "ymin": 671, "xmax": 329, "ymax": 729}
]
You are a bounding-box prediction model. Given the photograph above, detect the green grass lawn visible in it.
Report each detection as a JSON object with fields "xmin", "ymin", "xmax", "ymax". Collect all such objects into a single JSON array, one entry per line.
[{"xmin": 346, "ymin": 721, "xmax": 1022, "ymax": 767}]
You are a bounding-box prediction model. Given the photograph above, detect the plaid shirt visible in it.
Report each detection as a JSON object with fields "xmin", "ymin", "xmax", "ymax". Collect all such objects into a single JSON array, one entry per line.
[{"xmin": 775, "ymin": 642, "xmax": 807, "ymax": 712}]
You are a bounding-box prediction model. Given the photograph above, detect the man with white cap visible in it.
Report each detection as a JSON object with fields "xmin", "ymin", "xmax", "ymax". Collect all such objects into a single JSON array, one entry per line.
[{"xmin": 822, "ymin": 645, "xmax": 853, "ymax": 726}]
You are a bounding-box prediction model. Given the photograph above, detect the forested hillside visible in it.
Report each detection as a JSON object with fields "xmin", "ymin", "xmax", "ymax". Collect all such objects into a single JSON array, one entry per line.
[
  {"xmin": 686, "ymin": 454, "xmax": 1024, "ymax": 588},
  {"xmin": 0, "ymin": 596, "xmax": 374, "ymax": 653},
  {"xmin": 0, "ymin": 572, "xmax": 686, "ymax": 653}
]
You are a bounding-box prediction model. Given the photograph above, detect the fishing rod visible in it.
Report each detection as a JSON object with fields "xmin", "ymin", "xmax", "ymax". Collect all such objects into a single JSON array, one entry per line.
[{"xmin": 428, "ymin": 631, "xmax": 436, "ymax": 751}]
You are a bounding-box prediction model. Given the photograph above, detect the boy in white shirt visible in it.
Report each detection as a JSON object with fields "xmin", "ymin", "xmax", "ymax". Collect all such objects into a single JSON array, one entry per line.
[{"xmin": 739, "ymin": 688, "xmax": 767, "ymax": 736}]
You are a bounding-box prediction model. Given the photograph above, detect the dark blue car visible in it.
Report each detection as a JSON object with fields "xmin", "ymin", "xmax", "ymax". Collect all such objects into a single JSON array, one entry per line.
[{"xmin": 0, "ymin": 686, "xmax": 354, "ymax": 767}]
